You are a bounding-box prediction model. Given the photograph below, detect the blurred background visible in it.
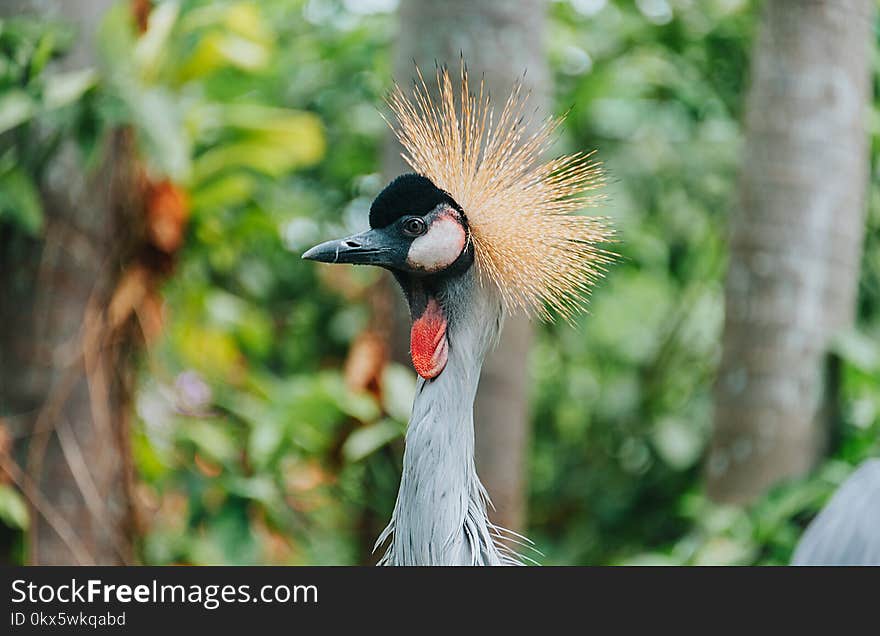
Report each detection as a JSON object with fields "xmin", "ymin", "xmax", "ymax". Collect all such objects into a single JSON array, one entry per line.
[{"xmin": 1, "ymin": 0, "xmax": 879, "ymax": 565}]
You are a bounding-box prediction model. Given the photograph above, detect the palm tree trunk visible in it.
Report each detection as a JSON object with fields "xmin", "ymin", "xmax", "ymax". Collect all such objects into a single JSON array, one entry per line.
[
  {"xmin": 707, "ymin": 0, "xmax": 875, "ymax": 503},
  {"xmin": 384, "ymin": 0, "xmax": 550, "ymax": 533}
]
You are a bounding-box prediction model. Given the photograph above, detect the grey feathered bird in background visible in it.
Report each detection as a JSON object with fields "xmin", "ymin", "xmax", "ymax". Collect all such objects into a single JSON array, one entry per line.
[{"xmin": 792, "ymin": 459, "xmax": 880, "ymax": 566}]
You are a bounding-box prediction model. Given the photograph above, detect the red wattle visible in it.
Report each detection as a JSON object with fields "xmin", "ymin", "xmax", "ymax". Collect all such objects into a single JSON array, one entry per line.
[{"xmin": 410, "ymin": 297, "xmax": 448, "ymax": 379}]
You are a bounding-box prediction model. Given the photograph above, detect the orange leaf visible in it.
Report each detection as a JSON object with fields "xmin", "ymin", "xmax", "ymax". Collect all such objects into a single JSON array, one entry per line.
[
  {"xmin": 132, "ymin": 0, "xmax": 152, "ymax": 34},
  {"xmin": 146, "ymin": 180, "xmax": 190, "ymax": 254}
]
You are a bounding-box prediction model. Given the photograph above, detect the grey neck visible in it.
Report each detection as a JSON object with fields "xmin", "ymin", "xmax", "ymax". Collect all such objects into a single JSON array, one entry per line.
[{"xmin": 376, "ymin": 272, "xmax": 519, "ymax": 565}]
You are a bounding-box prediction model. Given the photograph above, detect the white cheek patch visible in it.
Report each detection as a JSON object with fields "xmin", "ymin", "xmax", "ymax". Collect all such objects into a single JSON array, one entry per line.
[{"xmin": 406, "ymin": 214, "xmax": 466, "ymax": 272}]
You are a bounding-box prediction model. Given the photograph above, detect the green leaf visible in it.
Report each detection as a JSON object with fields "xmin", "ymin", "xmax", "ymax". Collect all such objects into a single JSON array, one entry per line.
[
  {"xmin": 192, "ymin": 130, "xmax": 324, "ymax": 182},
  {"xmin": 134, "ymin": 1, "xmax": 180, "ymax": 78},
  {"xmin": 190, "ymin": 174, "xmax": 256, "ymax": 211},
  {"xmin": 227, "ymin": 475, "xmax": 279, "ymax": 505},
  {"xmin": 249, "ymin": 420, "xmax": 285, "ymax": 469},
  {"xmin": 0, "ymin": 91, "xmax": 36, "ymax": 134},
  {"xmin": 0, "ymin": 167, "xmax": 44, "ymax": 235},
  {"xmin": 181, "ymin": 419, "xmax": 237, "ymax": 463},
  {"xmin": 0, "ymin": 485, "xmax": 29, "ymax": 529},
  {"xmin": 131, "ymin": 88, "xmax": 192, "ymax": 182},
  {"xmin": 132, "ymin": 428, "xmax": 167, "ymax": 481},
  {"xmin": 342, "ymin": 418, "xmax": 404, "ymax": 463},
  {"xmin": 42, "ymin": 68, "xmax": 99, "ymax": 110},
  {"xmin": 29, "ymin": 30, "xmax": 57, "ymax": 77},
  {"xmin": 190, "ymin": 107, "xmax": 324, "ymax": 183},
  {"xmin": 651, "ymin": 416, "xmax": 702, "ymax": 470},
  {"xmin": 831, "ymin": 330, "xmax": 880, "ymax": 372},
  {"xmin": 224, "ymin": 3, "xmax": 273, "ymax": 44},
  {"xmin": 178, "ymin": 32, "xmax": 270, "ymax": 81},
  {"xmin": 381, "ymin": 363, "xmax": 416, "ymax": 422},
  {"xmin": 321, "ymin": 374, "xmax": 380, "ymax": 423}
]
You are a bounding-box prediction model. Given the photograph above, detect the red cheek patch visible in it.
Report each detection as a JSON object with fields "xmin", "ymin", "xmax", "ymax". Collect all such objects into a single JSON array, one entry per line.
[{"xmin": 410, "ymin": 297, "xmax": 448, "ymax": 379}]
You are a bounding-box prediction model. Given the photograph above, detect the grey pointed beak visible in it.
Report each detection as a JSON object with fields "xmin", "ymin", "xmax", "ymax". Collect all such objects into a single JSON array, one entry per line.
[{"xmin": 302, "ymin": 229, "xmax": 398, "ymax": 267}]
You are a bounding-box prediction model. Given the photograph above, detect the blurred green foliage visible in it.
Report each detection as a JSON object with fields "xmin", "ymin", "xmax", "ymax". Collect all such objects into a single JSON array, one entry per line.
[
  {"xmin": 0, "ymin": 17, "xmax": 90, "ymax": 234},
  {"xmin": 531, "ymin": 0, "xmax": 748, "ymax": 564},
  {"xmin": 117, "ymin": 0, "xmax": 403, "ymax": 564},
  {"xmin": 1, "ymin": 0, "xmax": 879, "ymax": 565},
  {"xmin": 533, "ymin": 0, "xmax": 880, "ymax": 565}
]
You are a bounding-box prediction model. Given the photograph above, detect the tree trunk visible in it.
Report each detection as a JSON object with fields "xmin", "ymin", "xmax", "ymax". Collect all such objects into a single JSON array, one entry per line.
[
  {"xmin": 385, "ymin": 0, "xmax": 549, "ymax": 533},
  {"xmin": 0, "ymin": 0, "xmax": 142, "ymax": 564},
  {"xmin": 707, "ymin": 0, "xmax": 874, "ymax": 503}
]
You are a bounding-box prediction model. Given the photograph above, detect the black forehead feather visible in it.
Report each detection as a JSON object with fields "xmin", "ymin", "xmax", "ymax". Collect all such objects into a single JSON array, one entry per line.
[{"xmin": 369, "ymin": 173, "xmax": 459, "ymax": 228}]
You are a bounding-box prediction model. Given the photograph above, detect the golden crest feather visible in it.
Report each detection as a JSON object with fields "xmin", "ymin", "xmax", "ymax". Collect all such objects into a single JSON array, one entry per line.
[{"xmin": 385, "ymin": 63, "xmax": 615, "ymax": 320}]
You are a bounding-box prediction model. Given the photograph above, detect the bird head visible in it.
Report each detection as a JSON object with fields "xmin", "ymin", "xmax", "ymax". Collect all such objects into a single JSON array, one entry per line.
[
  {"xmin": 303, "ymin": 173, "xmax": 473, "ymax": 277},
  {"xmin": 304, "ymin": 64, "xmax": 614, "ymax": 381},
  {"xmin": 303, "ymin": 173, "xmax": 474, "ymax": 379}
]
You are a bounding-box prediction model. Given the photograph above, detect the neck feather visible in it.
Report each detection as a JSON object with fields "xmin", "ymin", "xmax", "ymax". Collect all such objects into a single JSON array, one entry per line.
[{"xmin": 376, "ymin": 273, "xmax": 522, "ymax": 566}]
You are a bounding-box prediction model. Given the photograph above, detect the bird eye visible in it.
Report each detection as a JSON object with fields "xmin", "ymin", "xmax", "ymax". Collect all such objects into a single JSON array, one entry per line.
[{"xmin": 401, "ymin": 216, "xmax": 427, "ymax": 237}]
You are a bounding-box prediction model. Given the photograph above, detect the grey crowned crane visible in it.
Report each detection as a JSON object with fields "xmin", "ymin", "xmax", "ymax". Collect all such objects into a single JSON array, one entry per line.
[
  {"xmin": 303, "ymin": 66, "xmax": 613, "ymax": 565},
  {"xmin": 792, "ymin": 459, "xmax": 880, "ymax": 566}
]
